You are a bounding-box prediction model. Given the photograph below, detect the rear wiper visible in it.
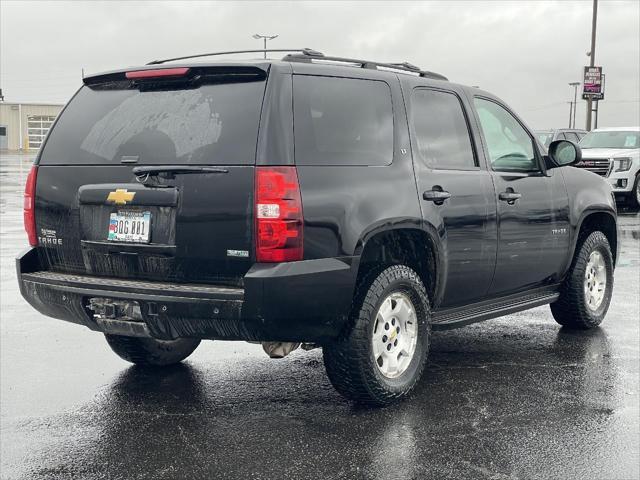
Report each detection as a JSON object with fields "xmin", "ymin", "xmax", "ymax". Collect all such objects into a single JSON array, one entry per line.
[{"xmin": 133, "ymin": 165, "xmax": 229, "ymax": 186}]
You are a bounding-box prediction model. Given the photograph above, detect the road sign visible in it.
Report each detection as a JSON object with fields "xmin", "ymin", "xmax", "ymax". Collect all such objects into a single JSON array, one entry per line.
[{"xmin": 582, "ymin": 66, "xmax": 604, "ymax": 100}]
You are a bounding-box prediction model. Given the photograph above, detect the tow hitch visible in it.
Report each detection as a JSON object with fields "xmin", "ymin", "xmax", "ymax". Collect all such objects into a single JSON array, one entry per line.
[{"xmin": 86, "ymin": 298, "xmax": 152, "ymax": 337}]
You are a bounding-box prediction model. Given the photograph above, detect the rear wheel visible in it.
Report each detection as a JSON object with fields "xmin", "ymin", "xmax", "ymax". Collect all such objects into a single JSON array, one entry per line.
[
  {"xmin": 551, "ymin": 231, "xmax": 614, "ymax": 329},
  {"xmin": 323, "ymin": 265, "xmax": 431, "ymax": 406},
  {"xmin": 105, "ymin": 334, "xmax": 201, "ymax": 366}
]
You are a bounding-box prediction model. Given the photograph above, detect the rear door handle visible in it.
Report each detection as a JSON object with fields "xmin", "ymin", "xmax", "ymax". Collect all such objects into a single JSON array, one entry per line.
[
  {"xmin": 423, "ymin": 189, "xmax": 451, "ymax": 204},
  {"xmin": 498, "ymin": 190, "xmax": 522, "ymax": 204}
]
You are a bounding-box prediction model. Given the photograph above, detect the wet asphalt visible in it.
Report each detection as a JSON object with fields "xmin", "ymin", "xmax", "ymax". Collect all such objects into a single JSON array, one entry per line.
[{"xmin": 0, "ymin": 153, "xmax": 639, "ymax": 480}]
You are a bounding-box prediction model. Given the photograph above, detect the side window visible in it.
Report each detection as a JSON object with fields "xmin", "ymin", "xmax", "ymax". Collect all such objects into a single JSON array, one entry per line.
[
  {"xmin": 473, "ymin": 98, "xmax": 538, "ymax": 172},
  {"xmin": 566, "ymin": 132, "xmax": 580, "ymax": 142},
  {"xmin": 411, "ymin": 89, "xmax": 477, "ymax": 169},
  {"xmin": 556, "ymin": 132, "xmax": 567, "ymax": 140},
  {"xmin": 293, "ymin": 76, "xmax": 393, "ymax": 166}
]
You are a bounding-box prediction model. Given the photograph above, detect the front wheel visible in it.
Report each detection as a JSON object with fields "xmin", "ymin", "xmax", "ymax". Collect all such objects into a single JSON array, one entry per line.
[
  {"xmin": 630, "ymin": 174, "xmax": 640, "ymax": 209},
  {"xmin": 551, "ymin": 231, "xmax": 614, "ymax": 329},
  {"xmin": 105, "ymin": 334, "xmax": 201, "ymax": 366},
  {"xmin": 323, "ymin": 265, "xmax": 431, "ymax": 406}
]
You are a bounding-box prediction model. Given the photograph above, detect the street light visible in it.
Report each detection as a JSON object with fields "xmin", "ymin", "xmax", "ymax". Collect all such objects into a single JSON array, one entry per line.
[
  {"xmin": 252, "ymin": 34, "xmax": 278, "ymax": 59},
  {"xmin": 569, "ymin": 82, "xmax": 580, "ymax": 128}
]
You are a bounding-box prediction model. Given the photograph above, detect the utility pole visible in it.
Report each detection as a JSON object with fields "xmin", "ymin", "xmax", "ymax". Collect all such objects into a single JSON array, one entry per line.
[
  {"xmin": 594, "ymin": 73, "xmax": 605, "ymax": 129},
  {"xmin": 568, "ymin": 102, "xmax": 573, "ymax": 128},
  {"xmin": 569, "ymin": 82, "xmax": 580, "ymax": 128},
  {"xmin": 252, "ymin": 34, "xmax": 278, "ymax": 59},
  {"xmin": 585, "ymin": 0, "xmax": 598, "ymax": 131}
]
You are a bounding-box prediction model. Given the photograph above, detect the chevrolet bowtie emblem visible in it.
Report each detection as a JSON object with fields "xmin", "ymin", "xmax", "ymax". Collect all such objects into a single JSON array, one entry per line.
[{"xmin": 107, "ymin": 189, "xmax": 136, "ymax": 205}]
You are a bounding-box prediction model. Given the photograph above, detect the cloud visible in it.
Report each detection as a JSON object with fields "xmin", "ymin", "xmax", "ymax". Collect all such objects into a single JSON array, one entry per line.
[{"xmin": 1, "ymin": 0, "xmax": 638, "ymax": 128}]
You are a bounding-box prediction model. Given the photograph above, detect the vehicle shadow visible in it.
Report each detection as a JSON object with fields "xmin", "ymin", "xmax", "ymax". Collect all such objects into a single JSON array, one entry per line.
[{"xmin": 22, "ymin": 322, "xmax": 623, "ymax": 480}]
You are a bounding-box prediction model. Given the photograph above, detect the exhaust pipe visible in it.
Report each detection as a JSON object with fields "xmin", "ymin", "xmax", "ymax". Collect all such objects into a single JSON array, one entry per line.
[{"xmin": 261, "ymin": 342, "xmax": 301, "ymax": 358}]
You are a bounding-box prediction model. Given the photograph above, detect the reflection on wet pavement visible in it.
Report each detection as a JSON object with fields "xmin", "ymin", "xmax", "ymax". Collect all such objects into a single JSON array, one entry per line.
[{"xmin": 1, "ymin": 153, "xmax": 638, "ymax": 479}]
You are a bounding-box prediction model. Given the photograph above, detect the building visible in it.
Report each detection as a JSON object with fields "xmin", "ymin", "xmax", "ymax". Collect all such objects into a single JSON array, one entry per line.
[{"xmin": 0, "ymin": 101, "xmax": 65, "ymax": 151}]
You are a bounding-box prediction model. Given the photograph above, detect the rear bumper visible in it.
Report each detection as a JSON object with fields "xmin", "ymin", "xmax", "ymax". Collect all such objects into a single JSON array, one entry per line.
[{"xmin": 17, "ymin": 248, "xmax": 357, "ymax": 343}]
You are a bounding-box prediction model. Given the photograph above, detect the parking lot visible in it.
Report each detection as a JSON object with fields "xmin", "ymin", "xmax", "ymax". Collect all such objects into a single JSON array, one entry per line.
[{"xmin": 0, "ymin": 152, "xmax": 638, "ymax": 480}]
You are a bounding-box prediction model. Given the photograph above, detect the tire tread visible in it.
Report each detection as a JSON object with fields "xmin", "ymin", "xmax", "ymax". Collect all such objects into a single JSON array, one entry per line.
[
  {"xmin": 105, "ymin": 334, "xmax": 200, "ymax": 366},
  {"xmin": 551, "ymin": 230, "xmax": 613, "ymax": 329},
  {"xmin": 323, "ymin": 265, "xmax": 430, "ymax": 406}
]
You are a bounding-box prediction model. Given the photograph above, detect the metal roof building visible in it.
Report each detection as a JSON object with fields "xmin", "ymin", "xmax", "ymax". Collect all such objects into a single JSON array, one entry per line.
[{"xmin": 0, "ymin": 101, "xmax": 64, "ymax": 151}]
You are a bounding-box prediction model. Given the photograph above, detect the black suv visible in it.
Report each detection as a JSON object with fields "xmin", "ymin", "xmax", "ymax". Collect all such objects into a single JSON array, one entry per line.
[{"xmin": 18, "ymin": 49, "xmax": 618, "ymax": 405}]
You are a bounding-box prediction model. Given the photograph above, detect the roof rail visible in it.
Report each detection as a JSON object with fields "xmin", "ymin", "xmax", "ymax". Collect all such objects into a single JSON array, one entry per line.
[
  {"xmin": 282, "ymin": 52, "xmax": 448, "ymax": 81},
  {"xmin": 147, "ymin": 48, "xmax": 323, "ymax": 65},
  {"xmin": 145, "ymin": 48, "xmax": 448, "ymax": 81}
]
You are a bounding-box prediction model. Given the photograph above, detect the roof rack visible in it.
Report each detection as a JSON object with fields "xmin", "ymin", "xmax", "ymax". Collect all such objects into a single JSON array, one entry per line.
[
  {"xmin": 146, "ymin": 48, "xmax": 447, "ymax": 81},
  {"xmin": 147, "ymin": 48, "xmax": 323, "ymax": 65},
  {"xmin": 282, "ymin": 51, "xmax": 448, "ymax": 81}
]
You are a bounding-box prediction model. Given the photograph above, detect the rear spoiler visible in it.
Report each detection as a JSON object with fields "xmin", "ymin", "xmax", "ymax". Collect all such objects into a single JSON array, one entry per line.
[{"xmin": 83, "ymin": 64, "xmax": 268, "ymax": 86}]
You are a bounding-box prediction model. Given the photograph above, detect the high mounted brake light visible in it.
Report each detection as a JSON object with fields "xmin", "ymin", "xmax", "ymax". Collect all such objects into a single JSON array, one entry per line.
[
  {"xmin": 24, "ymin": 165, "xmax": 38, "ymax": 246},
  {"xmin": 255, "ymin": 167, "xmax": 303, "ymax": 262},
  {"xmin": 125, "ymin": 67, "xmax": 190, "ymax": 79}
]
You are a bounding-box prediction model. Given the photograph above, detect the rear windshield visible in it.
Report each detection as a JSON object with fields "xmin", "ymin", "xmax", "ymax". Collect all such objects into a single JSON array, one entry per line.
[{"xmin": 40, "ymin": 79, "xmax": 266, "ymax": 165}]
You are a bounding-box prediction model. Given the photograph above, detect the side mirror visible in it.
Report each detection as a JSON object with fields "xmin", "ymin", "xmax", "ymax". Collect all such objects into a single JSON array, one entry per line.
[{"xmin": 546, "ymin": 139, "xmax": 582, "ymax": 169}]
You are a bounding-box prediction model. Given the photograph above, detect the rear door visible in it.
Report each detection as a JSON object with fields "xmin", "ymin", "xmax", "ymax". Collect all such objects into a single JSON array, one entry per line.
[
  {"xmin": 34, "ymin": 66, "xmax": 269, "ymax": 286},
  {"xmin": 408, "ymin": 86, "xmax": 497, "ymax": 308}
]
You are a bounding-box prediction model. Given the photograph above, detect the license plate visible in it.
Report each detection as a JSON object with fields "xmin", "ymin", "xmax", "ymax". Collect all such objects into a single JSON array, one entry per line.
[{"xmin": 108, "ymin": 211, "xmax": 151, "ymax": 243}]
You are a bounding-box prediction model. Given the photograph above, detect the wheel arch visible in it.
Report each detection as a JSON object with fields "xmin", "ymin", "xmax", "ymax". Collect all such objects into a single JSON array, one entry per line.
[
  {"xmin": 567, "ymin": 209, "xmax": 618, "ymax": 273},
  {"xmin": 354, "ymin": 224, "xmax": 444, "ymax": 307}
]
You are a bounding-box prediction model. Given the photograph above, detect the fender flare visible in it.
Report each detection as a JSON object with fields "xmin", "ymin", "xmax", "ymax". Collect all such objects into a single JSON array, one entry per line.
[
  {"xmin": 562, "ymin": 207, "xmax": 618, "ymax": 277},
  {"xmin": 352, "ymin": 219, "xmax": 446, "ymax": 307}
]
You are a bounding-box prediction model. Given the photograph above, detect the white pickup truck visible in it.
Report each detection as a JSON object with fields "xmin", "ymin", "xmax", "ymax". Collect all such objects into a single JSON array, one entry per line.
[{"xmin": 577, "ymin": 127, "xmax": 640, "ymax": 208}]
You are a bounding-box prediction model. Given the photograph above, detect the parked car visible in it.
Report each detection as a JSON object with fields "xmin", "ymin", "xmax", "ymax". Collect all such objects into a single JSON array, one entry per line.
[
  {"xmin": 535, "ymin": 128, "xmax": 587, "ymax": 149},
  {"xmin": 576, "ymin": 127, "xmax": 640, "ymax": 208},
  {"xmin": 17, "ymin": 49, "xmax": 618, "ymax": 405}
]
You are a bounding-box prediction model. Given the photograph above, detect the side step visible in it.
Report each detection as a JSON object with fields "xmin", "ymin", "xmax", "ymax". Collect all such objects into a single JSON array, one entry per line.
[{"xmin": 431, "ymin": 286, "xmax": 560, "ymax": 330}]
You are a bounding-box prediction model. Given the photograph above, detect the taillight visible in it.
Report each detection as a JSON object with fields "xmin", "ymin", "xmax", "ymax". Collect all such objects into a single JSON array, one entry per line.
[
  {"xmin": 23, "ymin": 165, "xmax": 38, "ymax": 246},
  {"xmin": 255, "ymin": 166, "xmax": 303, "ymax": 262},
  {"xmin": 125, "ymin": 67, "xmax": 190, "ymax": 79}
]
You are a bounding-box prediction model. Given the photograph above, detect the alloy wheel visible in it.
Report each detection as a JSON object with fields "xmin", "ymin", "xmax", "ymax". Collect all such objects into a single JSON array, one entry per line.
[
  {"xmin": 372, "ymin": 292, "xmax": 418, "ymax": 378},
  {"xmin": 584, "ymin": 250, "xmax": 607, "ymax": 311}
]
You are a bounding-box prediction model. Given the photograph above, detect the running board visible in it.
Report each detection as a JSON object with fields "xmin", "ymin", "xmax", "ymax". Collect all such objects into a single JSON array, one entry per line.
[{"xmin": 431, "ymin": 287, "xmax": 560, "ymax": 330}]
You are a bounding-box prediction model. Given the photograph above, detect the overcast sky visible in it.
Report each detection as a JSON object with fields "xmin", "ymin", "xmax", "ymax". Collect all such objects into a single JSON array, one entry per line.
[{"xmin": 1, "ymin": 0, "xmax": 638, "ymax": 129}]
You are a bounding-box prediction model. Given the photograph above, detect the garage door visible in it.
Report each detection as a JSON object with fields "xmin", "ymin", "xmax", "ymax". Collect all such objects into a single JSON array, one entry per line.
[
  {"xmin": 0, "ymin": 126, "xmax": 7, "ymax": 149},
  {"xmin": 27, "ymin": 115, "xmax": 56, "ymax": 150}
]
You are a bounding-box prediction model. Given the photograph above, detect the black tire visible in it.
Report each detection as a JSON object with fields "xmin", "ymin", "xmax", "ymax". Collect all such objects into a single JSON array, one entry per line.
[
  {"xmin": 105, "ymin": 334, "xmax": 201, "ymax": 366},
  {"xmin": 629, "ymin": 173, "xmax": 640, "ymax": 210},
  {"xmin": 551, "ymin": 231, "xmax": 614, "ymax": 329},
  {"xmin": 323, "ymin": 265, "xmax": 431, "ymax": 406}
]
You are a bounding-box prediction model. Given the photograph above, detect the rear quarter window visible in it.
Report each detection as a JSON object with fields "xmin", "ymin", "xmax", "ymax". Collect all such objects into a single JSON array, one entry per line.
[
  {"xmin": 293, "ymin": 75, "xmax": 393, "ymax": 166},
  {"xmin": 39, "ymin": 79, "xmax": 266, "ymax": 165}
]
